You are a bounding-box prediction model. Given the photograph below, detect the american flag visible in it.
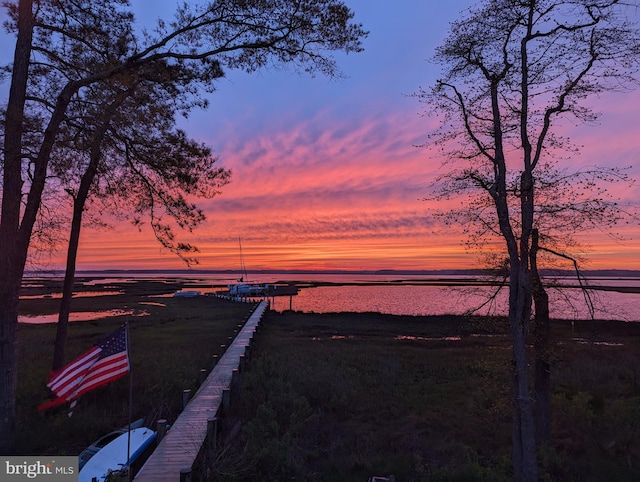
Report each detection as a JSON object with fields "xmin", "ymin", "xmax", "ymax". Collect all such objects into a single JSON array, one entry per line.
[{"xmin": 38, "ymin": 325, "xmax": 130, "ymax": 411}]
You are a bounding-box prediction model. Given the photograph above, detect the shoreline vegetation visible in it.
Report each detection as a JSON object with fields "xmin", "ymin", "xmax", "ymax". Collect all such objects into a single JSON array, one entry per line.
[{"xmin": 16, "ymin": 278, "xmax": 640, "ymax": 480}]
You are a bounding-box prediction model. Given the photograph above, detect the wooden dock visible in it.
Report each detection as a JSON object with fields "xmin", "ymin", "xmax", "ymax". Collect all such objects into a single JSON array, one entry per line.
[{"xmin": 134, "ymin": 300, "xmax": 268, "ymax": 481}]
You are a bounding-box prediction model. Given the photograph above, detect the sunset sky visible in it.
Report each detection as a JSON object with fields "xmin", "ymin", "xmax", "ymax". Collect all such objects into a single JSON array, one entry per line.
[{"xmin": 3, "ymin": 1, "xmax": 640, "ymax": 272}]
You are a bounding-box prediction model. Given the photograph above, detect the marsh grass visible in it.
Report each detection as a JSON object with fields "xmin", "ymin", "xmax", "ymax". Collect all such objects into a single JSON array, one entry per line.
[
  {"xmin": 15, "ymin": 279, "xmax": 255, "ymax": 456},
  {"xmin": 213, "ymin": 311, "xmax": 640, "ymax": 481},
  {"xmin": 15, "ymin": 279, "xmax": 640, "ymax": 480}
]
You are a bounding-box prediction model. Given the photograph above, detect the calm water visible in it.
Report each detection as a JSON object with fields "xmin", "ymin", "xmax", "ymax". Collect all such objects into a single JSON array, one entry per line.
[
  {"xmin": 19, "ymin": 309, "xmax": 137, "ymax": 324},
  {"xmin": 21, "ymin": 272, "xmax": 640, "ymax": 322},
  {"xmin": 270, "ymin": 283, "xmax": 640, "ymax": 321},
  {"xmin": 245, "ymin": 273, "xmax": 640, "ymax": 321}
]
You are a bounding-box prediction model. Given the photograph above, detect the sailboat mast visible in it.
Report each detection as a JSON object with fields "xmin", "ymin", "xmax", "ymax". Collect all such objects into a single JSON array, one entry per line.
[{"xmin": 238, "ymin": 237, "xmax": 248, "ymax": 282}]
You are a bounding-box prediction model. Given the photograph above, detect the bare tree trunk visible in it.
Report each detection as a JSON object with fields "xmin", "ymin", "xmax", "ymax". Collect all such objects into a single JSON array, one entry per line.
[
  {"xmin": 52, "ymin": 200, "xmax": 84, "ymax": 371},
  {"xmin": 509, "ymin": 272, "xmax": 538, "ymax": 482},
  {"xmin": 0, "ymin": 0, "xmax": 34, "ymax": 454},
  {"xmin": 52, "ymin": 92, "xmax": 130, "ymax": 371},
  {"xmin": 534, "ymin": 293, "xmax": 551, "ymax": 445},
  {"xmin": 0, "ymin": 275, "xmax": 21, "ymax": 454},
  {"xmin": 530, "ymin": 229, "xmax": 551, "ymax": 447},
  {"xmin": 495, "ymin": 221, "xmax": 538, "ymax": 482},
  {"xmin": 504, "ymin": 170, "xmax": 538, "ymax": 482}
]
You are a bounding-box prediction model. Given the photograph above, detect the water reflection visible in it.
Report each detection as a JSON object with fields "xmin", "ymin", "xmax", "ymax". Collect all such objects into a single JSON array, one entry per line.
[
  {"xmin": 19, "ymin": 291, "xmax": 124, "ymax": 300},
  {"xmin": 82, "ymin": 278, "xmax": 139, "ymax": 286},
  {"xmin": 573, "ymin": 338, "xmax": 624, "ymax": 347},
  {"xmin": 396, "ymin": 335, "xmax": 462, "ymax": 341},
  {"xmin": 270, "ymin": 284, "xmax": 640, "ymax": 321},
  {"xmin": 19, "ymin": 309, "xmax": 142, "ymax": 324}
]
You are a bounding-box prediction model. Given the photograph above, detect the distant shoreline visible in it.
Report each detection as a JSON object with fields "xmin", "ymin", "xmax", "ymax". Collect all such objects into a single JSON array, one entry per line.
[
  {"xmin": 23, "ymin": 267, "xmax": 640, "ymax": 278},
  {"xmin": 20, "ymin": 270, "xmax": 640, "ymax": 301}
]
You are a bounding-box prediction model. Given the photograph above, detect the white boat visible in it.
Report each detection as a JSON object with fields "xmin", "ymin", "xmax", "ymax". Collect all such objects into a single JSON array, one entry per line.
[
  {"xmin": 173, "ymin": 290, "xmax": 202, "ymax": 297},
  {"xmin": 78, "ymin": 418, "xmax": 145, "ymax": 469},
  {"xmin": 228, "ymin": 283, "xmax": 268, "ymax": 296},
  {"xmin": 78, "ymin": 427, "xmax": 156, "ymax": 482},
  {"xmin": 227, "ymin": 238, "xmax": 267, "ymax": 296}
]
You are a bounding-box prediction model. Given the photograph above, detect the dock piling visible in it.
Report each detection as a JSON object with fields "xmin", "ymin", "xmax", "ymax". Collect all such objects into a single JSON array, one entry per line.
[{"xmin": 182, "ymin": 389, "xmax": 191, "ymax": 410}]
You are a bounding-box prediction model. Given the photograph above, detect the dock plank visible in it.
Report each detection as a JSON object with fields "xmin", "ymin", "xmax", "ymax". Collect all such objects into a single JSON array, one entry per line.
[{"xmin": 134, "ymin": 300, "xmax": 267, "ymax": 481}]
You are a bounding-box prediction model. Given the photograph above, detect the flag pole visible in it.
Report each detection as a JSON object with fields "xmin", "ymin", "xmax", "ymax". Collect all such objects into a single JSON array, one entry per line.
[{"xmin": 126, "ymin": 321, "xmax": 132, "ymax": 481}]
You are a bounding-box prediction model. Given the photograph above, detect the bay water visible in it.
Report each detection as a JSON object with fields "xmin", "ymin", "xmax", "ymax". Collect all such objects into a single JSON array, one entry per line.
[
  {"xmin": 22, "ymin": 272, "xmax": 640, "ymax": 322},
  {"xmin": 219, "ymin": 272, "xmax": 640, "ymax": 321}
]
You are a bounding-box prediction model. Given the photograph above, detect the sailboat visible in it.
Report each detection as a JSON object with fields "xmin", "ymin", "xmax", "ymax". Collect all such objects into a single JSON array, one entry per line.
[{"xmin": 227, "ymin": 238, "xmax": 267, "ymax": 296}]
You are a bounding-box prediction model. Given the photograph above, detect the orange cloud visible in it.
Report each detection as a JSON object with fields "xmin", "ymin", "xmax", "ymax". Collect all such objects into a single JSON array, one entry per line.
[{"xmin": 44, "ymin": 86, "xmax": 640, "ymax": 272}]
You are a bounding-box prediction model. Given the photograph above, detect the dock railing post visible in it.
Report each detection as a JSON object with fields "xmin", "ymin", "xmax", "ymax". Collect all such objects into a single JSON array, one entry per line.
[
  {"xmin": 207, "ymin": 417, "xmax": 218, "ymax": 452},
  {"xmin": 222, "ymin": 388, "xmax": 230, "ymax": 414},
  {"xmin": 182, "ymin": 389, "xmax": 191, "ymax": 410},
  {"xmin": 156, "ymin": 419, "xmax": 167, "ymax": 443},
  {"xmin": 231, "ymin": 368, "xmax": 240, "ymax": 392},
  {"xmin": 179, "ymin": 468, "xmax": 191, "ymax": 482}
]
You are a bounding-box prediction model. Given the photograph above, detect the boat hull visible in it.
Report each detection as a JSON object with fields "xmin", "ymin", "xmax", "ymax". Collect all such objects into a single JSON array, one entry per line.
[{"xmin": 78, "ymin": 427, "xmax": 156, "ymax": 482}]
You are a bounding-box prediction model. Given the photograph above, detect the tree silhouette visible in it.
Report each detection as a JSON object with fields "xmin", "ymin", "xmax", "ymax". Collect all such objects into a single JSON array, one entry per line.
[
  {"xmin": 418, "ymin": 1, "xmax": 640, "ymax": 480},
  {"xmin": 0, "ymin": 0, "xmax": 367, "ymax": 452}
]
